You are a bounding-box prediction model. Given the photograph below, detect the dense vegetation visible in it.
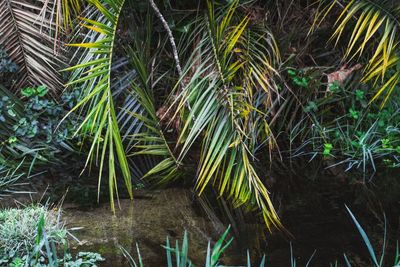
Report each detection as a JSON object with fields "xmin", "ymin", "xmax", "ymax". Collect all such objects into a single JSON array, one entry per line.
[{"xmin": 0, "ymin": 0, "xmax": 400, "ymax": 265}]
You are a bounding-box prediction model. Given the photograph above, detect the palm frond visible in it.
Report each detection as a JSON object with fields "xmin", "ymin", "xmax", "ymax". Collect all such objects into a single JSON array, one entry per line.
[
  {"xmin": 63, "ymin": 0, "xmax": 132, "ymax": 211},
  {"xmin": 313, "ymin": 0, "xmax": 400, "ymax": 105},
  {"xmin": 121, "ymin": 20, "xmax": 181, "ymax": 184},
  {"xmin": 169, "ymin": 0, "xmax": 282, "ymax": 230},
  {"xmin": 60, "ymin": 0, "xmax": 82, "ymax": 30},
  {"xmin": 0, "ymin": 0, "xmax": 64, "ymax": 93},
  {"xmin": 127, "ymin": 83, "xmax": 181, "ymax": 183},
  {"xmin": 38, "ymin": 0, "xmax": 83, "ymax": 50}
]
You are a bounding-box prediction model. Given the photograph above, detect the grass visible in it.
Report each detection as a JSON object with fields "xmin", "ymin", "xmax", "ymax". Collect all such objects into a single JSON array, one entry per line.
[
  {"xmin": 0, "ymin": 205, "xmax": 66, "ymax": 261},
  {"xmin": 0, "ymin": 162, "xmax": 27, "ymax": 198},
  {"xmin": 0, "ymin": 204, "xmax": 105, "ymax": 266}
]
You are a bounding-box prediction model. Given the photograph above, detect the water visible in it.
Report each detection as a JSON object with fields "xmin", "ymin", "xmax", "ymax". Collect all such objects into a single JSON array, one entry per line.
[
  {"xmin": 64, "ymin": 188, "xmax": 232, "ymax": 266},
  {"xmin": 3, "ymin": 171, "xmax": 392, "ymax": 266},
  {"xmin": 63, "ymin": 182, "xmax": 375, "ymax": 266}
]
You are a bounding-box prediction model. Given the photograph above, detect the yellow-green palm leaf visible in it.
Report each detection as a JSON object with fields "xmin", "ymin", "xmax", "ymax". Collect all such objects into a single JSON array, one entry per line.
[
  {"xmin": 63, "ymin": 0, "xmax": 132, "ymax": 211},
  {"xmin": 313, "ymin": 0, "xmax": 400, "ymax": 105}
]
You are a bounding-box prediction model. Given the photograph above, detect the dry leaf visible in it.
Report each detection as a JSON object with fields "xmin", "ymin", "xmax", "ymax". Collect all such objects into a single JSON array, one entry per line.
[{"xmin": 326, "ymin": 64, "xmax": 362, "ymax": 91}]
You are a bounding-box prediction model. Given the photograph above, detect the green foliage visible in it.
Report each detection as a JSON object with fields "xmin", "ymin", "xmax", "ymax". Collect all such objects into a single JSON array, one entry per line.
[
  {"xmin": 0, "ymin": 205, "xmax": 104, "ymax": 267},
  {"xmin": 63, "ymin": 0, "xmax": 133, "ymax": 211},
  {"xmin": 0, "ymin": 47, "xmax": 18, "ymax": 74},
  {"xmin": 291, "ymin": 72, "xmax": 400, "ymax": 174},
  {"xmin": 323, "ymin": 143, "xmax": 333, "ymax": 156},
  {"xmin": 0, "ymin": 206, "xmax": 66, "ymax": 264},
  {"xmin": 63, "ymin": 252, "xmax": 105, "ymax": 267},
  {"xmin": 62, "ymin": 0, "xmax": 285, "ymax": 228},
  {"xmin": 0, "ymin": 84, "xmax": 80, "ymax": 195},
  {"xmin": 313, "ymin": 0, "xmax": 400, "ymax": 106},
  {"xmin": 287, "ymin": 68, "xmax": 309, "ymax": 88},
  {"xmin": 2, "ymin": 0, "xmax": 400, "ymax": 236},
  {"xmin": 21, "ymin": 85, "xmax": 48, "ymax": 98},
  {"xmin": 14, "ymin": 85, "xmax": 77, "ymax": 143},
  {"xmin": 167, "ymin": 0, "xmax": 282, "ymax": 230},
  {"xmin": 0, "ymin": 84, "xmax": 78, "ymax": 154},
  {"xmin": 121, "ymin": 29, "xmax": 180, "ymax": 183}
]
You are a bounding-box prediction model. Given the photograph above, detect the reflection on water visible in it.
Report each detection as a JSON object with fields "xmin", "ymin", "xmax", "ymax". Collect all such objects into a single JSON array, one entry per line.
[
  {"xmin": 64, "ymin": 179, "xmax": 384, "ymax": 266},
  {"xmin": 65, "ymin": 188, "xmax": 229, "ymax": 266}
]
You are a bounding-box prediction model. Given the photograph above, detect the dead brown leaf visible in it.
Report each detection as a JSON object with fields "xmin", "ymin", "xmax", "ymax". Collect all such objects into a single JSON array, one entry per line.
[{"xmin": 326, "ymin": 63, "xmax": 362, "ymax": 91}]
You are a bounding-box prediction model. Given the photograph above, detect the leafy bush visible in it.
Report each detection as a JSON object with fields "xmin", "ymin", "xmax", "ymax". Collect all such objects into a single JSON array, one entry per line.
[
  {"xmin": 0, "ymin": 84, "xmax": 82, "ymax": 195},
  {"xmin": 12, "ymin": 85, "xmax": 79, "ymax": 144}
]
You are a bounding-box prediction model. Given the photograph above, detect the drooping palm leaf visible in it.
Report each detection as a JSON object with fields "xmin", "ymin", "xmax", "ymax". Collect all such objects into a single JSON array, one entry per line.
[
  {"xmin": 63, "ymin": 0, "xmax": 132, "ymax": 211},
  {"xmin": 0, "ymin": 0, "xmax": 64, "ymax": 93},
  {"xmin": 166, "ymin": 0, "xmax": 283, "ymax": 230},
  {"xmin": 121, "ymin": 15, "xmax": 181, "ymax": 184}
]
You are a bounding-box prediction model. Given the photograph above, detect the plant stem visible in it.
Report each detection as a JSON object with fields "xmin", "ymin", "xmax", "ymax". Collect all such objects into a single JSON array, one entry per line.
[{"xmin": 148, "ymin": 0, "xmax": 183, "ymax": 77}]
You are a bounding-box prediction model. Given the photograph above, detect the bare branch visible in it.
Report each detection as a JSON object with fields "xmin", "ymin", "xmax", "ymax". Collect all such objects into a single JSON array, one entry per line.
[{"xmin": 148, "ymin": 0, "xmax": 183, "ymax": 77}]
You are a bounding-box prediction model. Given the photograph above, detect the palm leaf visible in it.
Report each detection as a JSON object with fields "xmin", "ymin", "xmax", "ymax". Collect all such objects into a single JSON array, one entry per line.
[
  {"xmin": 0, "ymin": 0, "xmax": 64, "ymax": 93},
  {"xmin": 169, "ymin": 0, "xmax": 283, "ymax": 230},
  {"xmin": 127, "ymin": 83, "xmax": 181, "ymax": 183},
  {"xmin": 122, "ymin": 26, "xmax": 181, "ymax": 184},
  {"xmin": 313, "ymin": 0, "xmax": 400, "ymax": 105},
  {"xmin": 63, "ymin": 0, "xmax": 132, "ymax": 211},
  {"xmin": 38, "ymin": 0, "xmax": 83, "ymax": 50}
]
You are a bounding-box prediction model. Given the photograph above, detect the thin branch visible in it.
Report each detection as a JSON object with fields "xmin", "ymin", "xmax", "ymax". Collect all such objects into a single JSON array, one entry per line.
[{"xmin": 148, "ymin": 0, "xmax": 183, "ymax": 77}]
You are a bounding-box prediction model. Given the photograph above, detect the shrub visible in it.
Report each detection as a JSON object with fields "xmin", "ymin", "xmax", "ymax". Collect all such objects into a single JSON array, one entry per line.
[{"xmin": 0, "ymin": 84, "xmax": 82, "ymax": 196}]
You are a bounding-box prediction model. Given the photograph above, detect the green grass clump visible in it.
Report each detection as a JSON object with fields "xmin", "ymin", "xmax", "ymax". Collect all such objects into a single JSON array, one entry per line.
[
  {"xmin": 0, "ymin": 205, "xmax": 66, "ymax": 263},
  {"xmin": 0, "ymin": 205, "xmax": 105, "ymax": 266}
]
